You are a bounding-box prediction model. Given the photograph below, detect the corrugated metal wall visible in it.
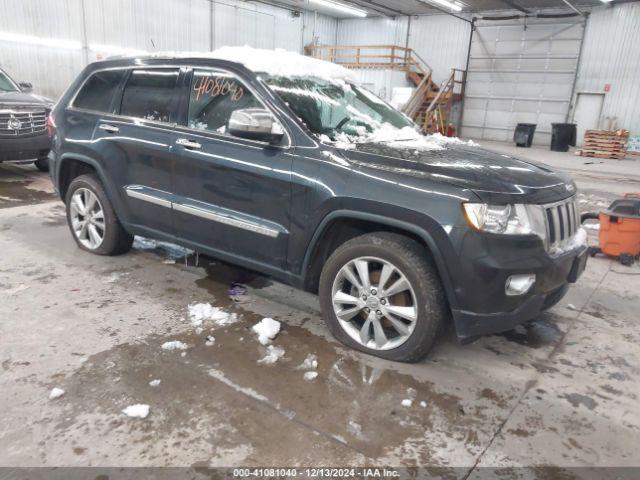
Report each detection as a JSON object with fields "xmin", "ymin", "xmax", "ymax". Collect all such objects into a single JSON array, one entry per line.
[
  {"xmin": 0, "ymin": 0, "xmax": 85, "ymax": 100},
  {"xmin": 0, "ymin": 0, "xmax": 338, "ymax": 99},
  {"xmin": 408, "ymin": 15, "xmax": 471, "ymax": 84},
  {"xmin": 572, "ymin": 2, "xmax": 640, "ymax": 135},
  {"xmin": 337, "ymin": 17, "xmax": 409, "ymax": 46},
  {"xmin": 302, "ymin": 10, "xmax": 338, "ymax": 48}
]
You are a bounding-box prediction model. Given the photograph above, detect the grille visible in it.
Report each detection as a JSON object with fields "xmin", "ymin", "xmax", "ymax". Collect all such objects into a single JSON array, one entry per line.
[
  {"xmin": 543, "ymin": 196, "xmax": 580, "ymax": 253},
  {"xmin": 0, "ymin": 109, "xmax": 47, "ymax": 137}
]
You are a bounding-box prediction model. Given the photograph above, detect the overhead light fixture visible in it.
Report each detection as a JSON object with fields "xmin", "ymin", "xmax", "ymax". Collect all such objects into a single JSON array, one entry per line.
[
  {"xmin": 424, "ymin": 0, "xmax": 463, "ymax": 12},
  {"xmin": 599, "ymin": 0, "xmax": 613, "ymax": 2},
  {"xmin": 89, "ymin": 44, "xmax": 147, "ymax": 56},
  {"xmin": 309, "ymin": 0, "xmax": 367, "ymax": 17},
  {"xmin": 0, "ymin": 31, "xmax": 81, "ymax": 50}
]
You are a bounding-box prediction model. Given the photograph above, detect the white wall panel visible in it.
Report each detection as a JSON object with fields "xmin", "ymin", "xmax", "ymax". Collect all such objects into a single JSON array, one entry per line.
[
  {"xmin": 350, "ymin": 70, "xmax": 411, "ymax": 102},
  {"xmin": 0, "ymin": 0, "xmax": 84, "ymax": 99},
  {"xmin": 408, "ymin": 15, "xmax": 471, "ymax": 84},
  {"xmin": 302, "ymin": 11, "xmax": 337, "ymax": 48},
  {"xmin": 0, "ymin": 0, "xmax": 333, "ymax": 99},
  {"xmin": 572, "ymin": 2, "xmax": 640, "ymax": 135},
  {"xmin": 337, "ymin": 17, "xmax": 408, "ymax": 46}
]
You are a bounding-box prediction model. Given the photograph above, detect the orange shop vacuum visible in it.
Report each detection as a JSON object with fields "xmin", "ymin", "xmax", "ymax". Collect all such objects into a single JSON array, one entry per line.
[{"xmin": 581, "ymin": 193, "xmax": 640, "ymax": 266}]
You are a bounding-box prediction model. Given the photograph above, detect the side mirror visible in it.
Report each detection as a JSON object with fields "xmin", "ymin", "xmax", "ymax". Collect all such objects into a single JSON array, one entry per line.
[
  {"xmin": 19, "ymin": 81, "xmax": 33, "ymax": 92},
  {"xmin": 227, "ymin": 108, "xmax": 285, "ymax": 145}
]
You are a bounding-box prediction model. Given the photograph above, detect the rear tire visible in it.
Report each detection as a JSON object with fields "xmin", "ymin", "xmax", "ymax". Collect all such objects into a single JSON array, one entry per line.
[
  {"xmin": 34, "ymin": 157, "xmax": 49, "ymax": 172},
  {"xmin": 65, "ymin": 174, "xmax": 133, "ymax": 255},
  {"xmin": 319, "ymin": 232, "xmax": 448, "ymax": 363}
]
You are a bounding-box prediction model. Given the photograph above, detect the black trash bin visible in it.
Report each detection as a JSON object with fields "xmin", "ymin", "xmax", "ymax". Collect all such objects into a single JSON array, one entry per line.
[
  {"xmin": 551, "ymin": 123, "xmax": 577, "ymax": 152},
  {"xmin": 514, "ymin": 123, "xmax": 537, "ymax": 147}
]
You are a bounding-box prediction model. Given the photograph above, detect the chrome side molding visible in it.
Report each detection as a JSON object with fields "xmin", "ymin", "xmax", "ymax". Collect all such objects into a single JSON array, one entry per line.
[{"xmin": 124, "ymin": 185, "xmax": 280, "ymax": 238}]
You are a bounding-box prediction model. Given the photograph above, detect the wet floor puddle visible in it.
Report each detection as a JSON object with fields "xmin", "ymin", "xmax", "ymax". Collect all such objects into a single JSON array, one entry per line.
[
  {"xmin": 41, "ymin": 238, "xmax": 553, "ymax": 464},
  {"xmin": 496, "ymin": 314, "xmax": 564, "ymax": 349},
  {"xmin": 0, "ymin": 180, "xmax": 56, "ymax": 208},
  {"xmin": 52, "ymin": 315, "xmax": 494, "ymax": 464}
]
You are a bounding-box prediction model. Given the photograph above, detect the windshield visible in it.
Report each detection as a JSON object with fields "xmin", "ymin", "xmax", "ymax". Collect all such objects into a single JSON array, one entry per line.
[
  {"xmin": 0, "ymin": 70, "xmax": 19, "ymax": 92},
  {"xmin": 263, "ymin": 75, "xmax": 415, "ymax": 142}
]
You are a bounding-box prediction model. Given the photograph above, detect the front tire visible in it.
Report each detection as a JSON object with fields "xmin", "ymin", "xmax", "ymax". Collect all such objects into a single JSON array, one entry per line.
[
  {"xmin": 319, "ymin": 232, "xmax": 448, "ymax": 363},
  {"xmin": 65, "ymin": 174, "xmax": 133, "ymax": 255},
  {"xmin": 34, "ymin": 157, "xmax": 49, "ymax": 172}
]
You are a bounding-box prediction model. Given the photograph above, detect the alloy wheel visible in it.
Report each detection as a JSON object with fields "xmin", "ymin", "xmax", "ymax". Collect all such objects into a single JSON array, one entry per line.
[
  {"xmin": 70, "ymin": 188, "xmax": 105, "ymax": 250},
  {"xmin": 331, "ymin": 256, "xmax": 418, "ymax": 350}
]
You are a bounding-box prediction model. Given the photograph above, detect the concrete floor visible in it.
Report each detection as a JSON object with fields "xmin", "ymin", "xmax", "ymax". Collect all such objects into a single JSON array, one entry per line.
[{"xmin": 1, "ymin": 144, "xmax": 639, "ymax": 473}]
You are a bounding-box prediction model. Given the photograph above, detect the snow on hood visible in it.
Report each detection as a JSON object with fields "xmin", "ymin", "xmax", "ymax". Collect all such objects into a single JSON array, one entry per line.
[
  {"xmin": 322, "ymin": 124, "xmax": 479, "ymax": 152},
  {"xmin": 147, "ymin": 46, "xmax": 357, "ymax": 83}
]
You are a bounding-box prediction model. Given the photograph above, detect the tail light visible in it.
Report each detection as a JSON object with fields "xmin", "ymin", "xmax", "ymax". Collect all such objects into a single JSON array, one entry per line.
[{"xmin": 46, "ymin": 112, "xmax": 56, "ymax": 139}]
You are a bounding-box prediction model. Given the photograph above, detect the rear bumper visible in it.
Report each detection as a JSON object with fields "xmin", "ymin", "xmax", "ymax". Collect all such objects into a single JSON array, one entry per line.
[
  {"xmin": 450, "ymin": 234, "xmax": 588, "ymax": 341},
  {"xmin": 0, "ymin": 133, "xmax": 50, "ymax": 161}
]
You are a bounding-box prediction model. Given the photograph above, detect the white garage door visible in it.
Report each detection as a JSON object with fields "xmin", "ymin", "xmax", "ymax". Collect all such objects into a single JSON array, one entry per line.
[{"xmin": 460, "ymin": 18, "xmax": 584, "ymax": 146}]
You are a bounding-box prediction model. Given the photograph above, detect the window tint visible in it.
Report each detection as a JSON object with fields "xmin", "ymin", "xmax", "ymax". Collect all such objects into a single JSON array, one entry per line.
[
  {"xmin": 120, "ymin": 69, "xmax": 180, "ymax": 123},
  {"xmin": 73, "ymin": 70, "xmax": 126, "ymax": 112},
  {"xmin": 188, "ymin": 70, "xmax": 262, "ymax": 134}
]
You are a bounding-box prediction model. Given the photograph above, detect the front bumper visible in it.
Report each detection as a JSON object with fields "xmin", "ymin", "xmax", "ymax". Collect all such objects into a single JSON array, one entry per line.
[
  {"xmin": 449, "ymin": 230, "xmax": 588, "ymax": 341},
  {"xmin": 0, "ymin": 132, "xmax": 51, "ymax": 161}
]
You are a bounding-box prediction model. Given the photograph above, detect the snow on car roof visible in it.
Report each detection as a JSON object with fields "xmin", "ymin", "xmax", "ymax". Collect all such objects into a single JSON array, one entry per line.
[{"xmin": 144, "ymin": 46, "xmax": 358, "ymax": 83}]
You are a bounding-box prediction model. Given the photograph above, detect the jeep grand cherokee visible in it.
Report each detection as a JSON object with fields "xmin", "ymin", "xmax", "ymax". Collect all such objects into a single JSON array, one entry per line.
[{"xmin": 47, "ymin": 48, "xmax": 588, "ymax": 362}]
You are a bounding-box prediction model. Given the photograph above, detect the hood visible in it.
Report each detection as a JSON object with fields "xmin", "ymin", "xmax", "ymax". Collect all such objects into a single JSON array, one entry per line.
[
  {"xmin": 0, "ymin": 90, "xmax": 53, "ymax": 107},
  {"xmin": 339, "ymin": 142, "xmax": 576, "ymax": 204}
]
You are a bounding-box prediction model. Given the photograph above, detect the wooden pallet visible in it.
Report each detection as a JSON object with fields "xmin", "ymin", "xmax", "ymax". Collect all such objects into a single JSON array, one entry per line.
[
  {"xmin": 580, "ymin": 151, "xmax": 627, "ymax": 159},
  {"xmin": 580, "ymin": 129, "xmax": 629, "ymax": 159}
]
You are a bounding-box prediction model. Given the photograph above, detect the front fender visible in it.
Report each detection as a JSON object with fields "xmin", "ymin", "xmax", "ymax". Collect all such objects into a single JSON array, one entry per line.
[{"xmin": 301, "ymin": 206, "xmax": 460, "ymax": 310}]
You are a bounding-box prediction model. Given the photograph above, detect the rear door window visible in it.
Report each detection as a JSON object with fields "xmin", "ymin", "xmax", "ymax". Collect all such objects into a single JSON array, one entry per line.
[
  {"xmin": 120, "ymin": 68, "xmax": 180, "ymax": 123},
  {"xmin": 73, "ymin": 70, "xmax": 126, "ymax": 113},
  {"xmin": 188, "ymin": 70, "xmax": 262, "ymax": 134}
]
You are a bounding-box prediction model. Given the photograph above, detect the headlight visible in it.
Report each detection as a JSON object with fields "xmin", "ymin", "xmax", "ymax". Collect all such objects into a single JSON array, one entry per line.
[{"xmin": 463, "ymin": 203, "xmax": 548, "ymax": 245}]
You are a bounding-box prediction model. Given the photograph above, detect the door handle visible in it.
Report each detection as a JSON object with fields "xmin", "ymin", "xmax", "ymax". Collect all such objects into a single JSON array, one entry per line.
[
  {"xmin": 98, "ymin": 124, "xmax": 119, "ymax": 133},
  {"xmin": 176, "ymin": 138, "xmax": 202, "ymax": 150}
]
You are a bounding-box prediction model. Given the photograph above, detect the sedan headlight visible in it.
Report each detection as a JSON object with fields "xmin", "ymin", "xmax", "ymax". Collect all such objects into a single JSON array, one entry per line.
[{"xmin": 463, "ymin": 203, "xmax": 548, "ymax": 246}]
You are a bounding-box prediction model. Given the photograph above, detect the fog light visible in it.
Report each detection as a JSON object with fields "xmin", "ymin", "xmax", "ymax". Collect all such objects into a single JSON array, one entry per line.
[{"xmin": 505, "ymin": 274, "xmax": 536, "ymax": 296}]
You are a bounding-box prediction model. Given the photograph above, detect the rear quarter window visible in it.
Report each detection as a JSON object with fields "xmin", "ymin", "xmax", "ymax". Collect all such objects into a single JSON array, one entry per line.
[{"xmin": 73, "ymin": 70, "xmax": 126, "ymax": 113}]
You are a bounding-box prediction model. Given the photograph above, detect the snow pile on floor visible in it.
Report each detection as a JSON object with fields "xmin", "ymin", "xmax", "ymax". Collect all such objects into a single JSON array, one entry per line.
[
  {"xmin": 188, "ymin": 303, "xmax": 238, "ymax": 327},
  {"xmin": 49, "ymin": 388, "xmax": 65, "ymax": 400},
  {"xmin": 299, "ymin": 354, "xmax": 318, "ymax": 370},
  {"xmin": 252, "ymin": 318, "xmax": 281, "ymax": 345},
  {"xmin": 258, "ymin": 345, "xmax": 285, "ymax": 365},
  {"xmin": 122, "ymin": 404, "xmax": 150, "ymax": 419},
  {"xmin": 303, "ymin": 371, "xmax": 318, "ymax": 381},
  {"xmin": 149, "ymin": 379, "xmax": 161, "ymax": 387},
  {"xmin": 161, "ymin": 341, "xmax": 188, "ymax": 351}
]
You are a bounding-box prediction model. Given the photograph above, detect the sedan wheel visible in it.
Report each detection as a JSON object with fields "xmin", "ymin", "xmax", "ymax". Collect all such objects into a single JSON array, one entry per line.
[{"xmin": 70, "ymin": 187, "xmax": 105, "ymax": 250}]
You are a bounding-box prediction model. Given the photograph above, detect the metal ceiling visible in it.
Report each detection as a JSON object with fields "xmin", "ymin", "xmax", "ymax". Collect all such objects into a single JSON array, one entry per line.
[{"xmin": 254, "ymin": 0, "xmax": 636, "ymax": 18}]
